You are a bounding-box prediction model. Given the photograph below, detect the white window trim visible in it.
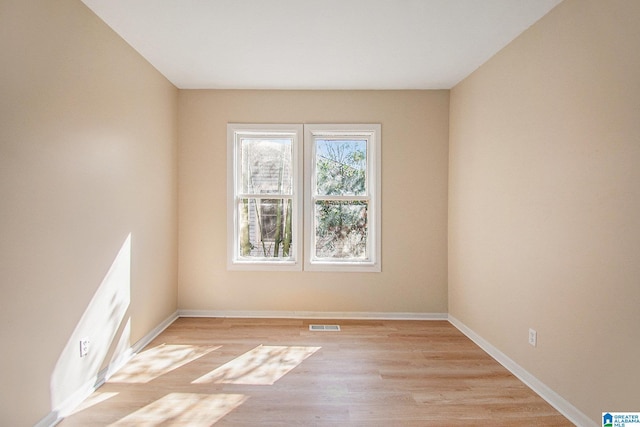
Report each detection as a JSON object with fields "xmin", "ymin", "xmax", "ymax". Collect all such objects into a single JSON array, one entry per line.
[
  {"xmin": 304, "ymin": 124, "xmax": 381, "ymax": 272},
  {"xmin": 227, "ymin": 124, "xmax": 303, "ymax": 271}
]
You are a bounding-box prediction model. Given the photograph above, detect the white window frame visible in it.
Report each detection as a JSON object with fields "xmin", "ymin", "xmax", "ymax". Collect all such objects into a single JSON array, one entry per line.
[
  {"xmin": 227, "ymin": 124, "xmax": 303, "ymax": 271},
  {"xmin": 304, "ymin": 124, "xmax": 381, "ymax": 272}
]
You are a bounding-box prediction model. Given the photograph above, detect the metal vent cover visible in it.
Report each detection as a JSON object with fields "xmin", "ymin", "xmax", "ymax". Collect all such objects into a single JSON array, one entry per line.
[{"xmin": 309, "ymin": 324, "xmax": 341, "ymax": 331}]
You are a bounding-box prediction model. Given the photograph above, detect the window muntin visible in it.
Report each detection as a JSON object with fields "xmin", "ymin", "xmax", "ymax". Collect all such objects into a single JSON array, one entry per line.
[{"xmin": 228, "ymin": 125, "xmax": 302, "ymax": 270}]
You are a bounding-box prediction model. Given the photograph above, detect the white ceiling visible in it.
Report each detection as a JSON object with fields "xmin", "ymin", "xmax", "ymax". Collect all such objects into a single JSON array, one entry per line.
[{"xmin": 81, "ymin": 0, "xmax": 562, "ymax": 90}]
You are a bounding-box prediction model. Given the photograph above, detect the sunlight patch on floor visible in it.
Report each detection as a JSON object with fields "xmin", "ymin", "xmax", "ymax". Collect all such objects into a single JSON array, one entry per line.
[
  {"xmin": 109, "ymin": 344, "xmax": 220, "ymax": 383},
  {"xmin": 192, "ymin": 345, "xmax": 320, "ymax": 385},
  {"xmin": 108, "ymin": 393, "xmax": 247, "ymax": 426}
]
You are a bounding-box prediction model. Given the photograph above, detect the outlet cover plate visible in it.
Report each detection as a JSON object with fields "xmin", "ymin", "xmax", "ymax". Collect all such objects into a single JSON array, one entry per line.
[{"xmin": 80, "ymin": 338, "xmax": 90, "ymax": 357}]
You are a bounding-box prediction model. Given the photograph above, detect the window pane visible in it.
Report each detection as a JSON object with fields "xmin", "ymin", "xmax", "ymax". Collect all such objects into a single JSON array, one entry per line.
[
  {"xmin": 315, "ymin": 139, "xmax": 366, "ymax": 196},
  {"xmin": 238, "ymin": 198, "xmax": 293, "ymax": 259},
  {"xmin": 241, "ymin": 138, "xmax": 292, "ymax": 195},
  {"xmin": 314, "ymin": 200, "xmax": 368, "ymax": 259}
]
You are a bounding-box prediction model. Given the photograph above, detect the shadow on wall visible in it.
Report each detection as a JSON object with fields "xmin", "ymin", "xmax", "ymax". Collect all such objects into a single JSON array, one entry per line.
[{"xmin": 50, "ymin": 233, "xmax": 132, "ymax": 415}]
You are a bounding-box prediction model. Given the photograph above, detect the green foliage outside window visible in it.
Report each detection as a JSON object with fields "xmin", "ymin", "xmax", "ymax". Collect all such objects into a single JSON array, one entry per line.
[{"xmin": 315, "ymin": 140, "xmax": 368, "ymax": 259}]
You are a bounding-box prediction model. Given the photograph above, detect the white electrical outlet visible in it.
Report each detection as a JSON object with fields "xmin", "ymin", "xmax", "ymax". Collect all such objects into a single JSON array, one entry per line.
[
  {"xmin": 80, "ymin": 338, "xmax": 90, "ymax": 357},
  {"xmin": 528, "ymin": 328, "xmax": 537, "ymax": 347}
]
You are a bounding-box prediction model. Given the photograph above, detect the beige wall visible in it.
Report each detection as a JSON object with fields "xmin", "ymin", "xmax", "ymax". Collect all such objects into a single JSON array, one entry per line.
[
  {"xmin": 449, "ymin": 0, "xmax": 640, "ymax": 423},
  {"xmin": 178, "ymin": 90, "xmax": 449, "ymax": 314},
  {"xmin": 0, "ymin": 1, "xmax": 178, "ymax": 425}
]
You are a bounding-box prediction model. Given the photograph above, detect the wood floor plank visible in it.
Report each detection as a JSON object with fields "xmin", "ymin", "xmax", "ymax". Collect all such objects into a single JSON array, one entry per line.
[{"xmin": 59, "ymin": 318, "xmax": 572, "ymax": 426}]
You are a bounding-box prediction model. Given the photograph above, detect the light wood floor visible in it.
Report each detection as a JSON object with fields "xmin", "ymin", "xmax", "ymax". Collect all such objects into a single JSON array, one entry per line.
[{"xmin": 60, "ymin": 318, "xmax": 572, "ymax": 426}]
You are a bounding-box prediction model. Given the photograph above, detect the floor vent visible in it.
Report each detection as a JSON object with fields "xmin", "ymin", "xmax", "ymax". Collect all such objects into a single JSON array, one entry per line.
[{"xmin": 309, "ymin": 324, "xmax": 341, "ymax": 332}]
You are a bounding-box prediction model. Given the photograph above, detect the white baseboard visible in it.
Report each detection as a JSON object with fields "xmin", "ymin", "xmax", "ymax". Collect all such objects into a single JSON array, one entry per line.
[
  {"xmin": 448, "ymin": 315, "xmax": 596, "ymax": 427},
  {"xmin": 33, "ymin": 410, "xmax": 60, "ymax": 427},
  {"xmin": 37, "ymin": 310, "xmax": 179, "ymax": 427},
  {"xmin": 104, "ymin": 310, "xmax": 179, "ymax": 382},
  {"xmin": 178, "ymin": 309, "xmax": 448, "ymax": 321}
]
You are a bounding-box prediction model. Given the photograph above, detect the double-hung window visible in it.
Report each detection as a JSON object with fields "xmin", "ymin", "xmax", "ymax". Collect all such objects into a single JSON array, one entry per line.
[
  {"xmin": 228, "ymin": 123, "xmax": 380, "ymax": 272},
  {"xmin": 227, "ymin": 124, "xmax": 303, "ymax": 270},
  {"xmin": 304, "ymin": 124, "xmax": 381, "ymax": 272}
]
